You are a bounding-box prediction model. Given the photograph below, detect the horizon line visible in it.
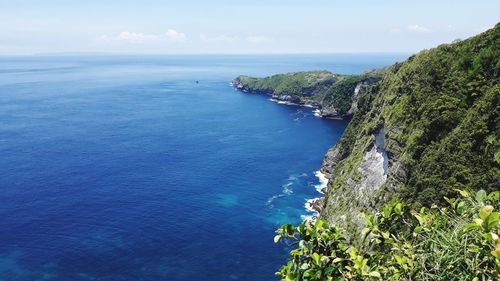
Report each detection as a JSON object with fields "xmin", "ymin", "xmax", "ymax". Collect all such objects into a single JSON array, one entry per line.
[{"xmin": 0, "ymin": 51, "xmax": 414, "ymax": 57}]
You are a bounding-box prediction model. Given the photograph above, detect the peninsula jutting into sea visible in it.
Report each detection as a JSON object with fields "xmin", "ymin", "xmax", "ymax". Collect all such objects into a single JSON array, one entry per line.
[{"xmin": 234, "ymin": 24, "xmax": 500, "ymax": 280}]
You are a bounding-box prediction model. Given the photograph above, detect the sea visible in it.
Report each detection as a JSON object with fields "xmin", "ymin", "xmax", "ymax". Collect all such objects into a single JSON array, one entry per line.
[{"xmin": 0, "ymin": 54, "xmax": 408, "ymax": 281}]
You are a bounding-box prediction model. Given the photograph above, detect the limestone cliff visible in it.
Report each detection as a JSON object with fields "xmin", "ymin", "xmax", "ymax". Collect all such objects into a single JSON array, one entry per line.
[
  {"xmin": 232, "ymin": 71, "xmax": 381, "ymax": 119},
  {"xmin": 320, "ymin": 24, "xmax": 499, "ymax": 227}
]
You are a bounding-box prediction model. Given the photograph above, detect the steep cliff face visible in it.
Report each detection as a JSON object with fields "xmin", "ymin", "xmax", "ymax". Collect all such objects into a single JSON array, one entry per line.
[
  {"xmin": 232, "ymin": 71, "xmax": 381, "ymax": 119},
  {"xmin": 320, "ymin": 24, "xmax": 500, "ymax": 226}
]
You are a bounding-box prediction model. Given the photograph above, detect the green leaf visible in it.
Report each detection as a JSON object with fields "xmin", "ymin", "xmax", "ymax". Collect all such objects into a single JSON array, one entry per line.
[
  {"xmin": 412, "ymin": 212, "xmax": 425, "ymax": 225},
  {"xmin": 315, "ymin": 219, "xmax": 327, "ymax": 230},
  {"xmin": 488, "ymin": 191, "xmax": 500, "ymax": 202},
  {"xmin": 456, "ymin": 201, "xmax": 465, "ymax": 215},
  {"xmin": 464, "ymin": 223, "xmax": 480, "ymax": 232},
  {"xmin": 475, "ymin": 190, "xmax": 487, "ymax": 203},
  {"xmin": 361, "ymin": 227, "xmax": 371, "ymax": 237},
  {"xmin": 383, "ymin": 205, "xmax": 392, "ymax": 217},
  {"xmin": 454, "ymin": 189, "xmax": 470, "ymax": 198},
  {"xmin": 369, "ymin": 271, "xmax": 381, "ymax": 278},
  {"xmin": 479, "ymin": 205, "xmax": 494, "ymax": 220},
  {"xmin": 311, "ymin": 253, "xmax": 321, "ymax": 265},
  {"xmin": 395, "ymin": 203, "xmax": 403, "ymax": 215},
  {"xmin": 492, "ymin": 245, "xmax": 500, "ymax": 257},
  {"xmin": 494, "ymin": 149, "xmax": 500, "ymax": 164},
  {"xmin": 394, "ymin": 255, "xmax": 403, "ymax": 265},
  {"xmin": 413, "ymin": 226, "xmax": 422, "ymax": 236},
  {"xmin": 484, "ymin": 212, "xmax": 500, "ymax": 231},
  {"xmin": 274, "ymin": 235, "xmax": 282, "ymax": 243},
  {"xmin": 285, "ymin": 272, "xmax": 295, "ymax": 281}
]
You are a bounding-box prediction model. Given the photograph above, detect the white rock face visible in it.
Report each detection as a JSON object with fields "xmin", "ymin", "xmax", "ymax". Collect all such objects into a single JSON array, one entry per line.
[
  {"xmin": 346, "ymin": 82, "xmax": 363, "ymax": 115},
  {"xmin": 355, "ymin": 127, "xmax": 388, "ymax": 195}
]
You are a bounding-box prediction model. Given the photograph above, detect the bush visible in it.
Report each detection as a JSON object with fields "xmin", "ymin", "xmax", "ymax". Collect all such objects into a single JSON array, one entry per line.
[{"xmin": 275, "ymin": 190, "xmax": 500, "ymax": 280}]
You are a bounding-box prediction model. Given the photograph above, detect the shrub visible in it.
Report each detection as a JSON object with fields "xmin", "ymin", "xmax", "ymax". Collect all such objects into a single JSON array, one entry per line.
[{"xmin": 275, "ymin": 190, "xmax": 500, "ymax": 280}]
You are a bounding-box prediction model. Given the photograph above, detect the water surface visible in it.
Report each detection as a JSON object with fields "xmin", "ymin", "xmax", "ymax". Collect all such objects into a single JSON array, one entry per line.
[{"xmin": 0, "ymin": 54, "xmax": 407, "ymax": 280}]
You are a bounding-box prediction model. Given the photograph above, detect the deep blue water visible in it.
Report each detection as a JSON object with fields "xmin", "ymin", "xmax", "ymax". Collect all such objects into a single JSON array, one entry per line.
[{"xmin": 0, "ymin": 54, "xmax": 407, "ymax": 281}]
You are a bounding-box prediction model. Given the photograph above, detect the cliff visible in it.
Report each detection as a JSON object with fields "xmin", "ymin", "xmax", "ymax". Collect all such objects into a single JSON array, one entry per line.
[
  {"xmin": 320, "ymin": 23, "xmax": 500, "ymax": 227},
  {"xmin": 232, "ymin": 25, "xmax": 499, "ymax": 229},
  {"xmin": 232, "ymin": 70, "xmax": 383, "ymax": 119},
  {"xmin": 273, "ymin": 24, "xmax": 500, "ymax": 281}
]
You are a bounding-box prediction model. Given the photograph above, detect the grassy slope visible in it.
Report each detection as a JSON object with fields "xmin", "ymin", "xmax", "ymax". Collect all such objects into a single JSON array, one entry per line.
[
  {"xmin": 322, "ymin": 24, "xmax": 500, "ymax": 225},
  {"xmin": 235, "ymin": 71, "xmax": 382, "ymax": 116}
]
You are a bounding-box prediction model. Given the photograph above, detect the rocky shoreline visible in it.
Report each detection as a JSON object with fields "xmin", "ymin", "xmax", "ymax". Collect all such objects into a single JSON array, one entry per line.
[
  {"xmin": 230, "ymin": 73, "xmax": 382, "ymax": 224},
  {"xmin": 231, "ymin": 79, "xmax": 320, "ymax": 108},
  {"xmin": 230, "ymin": 77, "xmax": 359, "ymax": 223},
  {"xmin": 230, "ymin": 79, "xmax": 359, "ymax": 119}
]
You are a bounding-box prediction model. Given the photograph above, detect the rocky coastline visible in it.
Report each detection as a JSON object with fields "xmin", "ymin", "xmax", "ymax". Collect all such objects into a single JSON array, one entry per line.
[
  {"xmin": 230, "ymin": 74, "xmax": 374, "ymax": 223},
  {"xmin": 230, "ymin": 77, "xmax": 366, "ymax": 120}
]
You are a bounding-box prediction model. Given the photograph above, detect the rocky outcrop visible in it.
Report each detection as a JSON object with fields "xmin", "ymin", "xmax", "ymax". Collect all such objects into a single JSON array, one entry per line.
[
  {"xmin": 232, "ymin": 73, "xmax": 380, "ymax": 119},
  {"xmin": 346, "ymin": 82, "xmax": 368, "ymax": 115},
  {"xmin": 320, "ymin": 147, "xmax": 342, "ymax": 178},
  {"xmin": 320, "ymin": 23, "xmax": 500, "ymax": 228},
  {"xmin": 315, "ymin": 81, "xmax": 371, "ymax": 119},
  {"xmin": 348, "ymin": 127, "xmax": 388, "ymax": 201},
  {"xmin": 231, "ymin": 78, "xmax": 311, "ymax": 106}
]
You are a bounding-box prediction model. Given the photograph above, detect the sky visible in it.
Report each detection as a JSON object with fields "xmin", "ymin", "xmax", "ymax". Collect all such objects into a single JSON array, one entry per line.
[{"xmin": 0, "ymin": 0, "xmax": 498, "ymax": 55}]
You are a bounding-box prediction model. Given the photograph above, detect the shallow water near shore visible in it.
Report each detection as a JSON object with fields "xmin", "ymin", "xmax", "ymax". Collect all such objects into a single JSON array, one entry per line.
[{"xmin": 0, "ymin": 54, "xmax": 407, "ymax": 281}]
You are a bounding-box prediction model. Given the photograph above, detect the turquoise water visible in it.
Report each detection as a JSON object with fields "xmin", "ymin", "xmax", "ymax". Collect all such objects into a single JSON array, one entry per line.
[{"xmin": 0, "ymin": 54, "xmax": 407, "ymax": 280}]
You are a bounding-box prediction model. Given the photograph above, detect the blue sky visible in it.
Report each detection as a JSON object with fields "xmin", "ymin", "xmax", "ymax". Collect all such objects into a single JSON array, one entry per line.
[{"xmin": 0, "ymin": 0, "xmax": 498, "ymax": 54}]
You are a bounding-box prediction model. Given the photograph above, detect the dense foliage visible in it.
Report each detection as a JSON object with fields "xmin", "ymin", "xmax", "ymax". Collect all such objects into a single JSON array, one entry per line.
[
  {"xmin": 274, "ymin": 24, "xmax": 500, "ymax": 281},
  {"xmin": 236, "ymin": 71, "xmax": 338, "ymax": 98},
  {"xmin": 276, "ymin": 190, "xmax": 500, "ymax": 280},
  {"xmin": 321, "ymin": 23, "xmax": 500, "ymax": 225},
  {"xmin": 321, "ymin": 76, "xmax": 364, "ymax": 115},
  {"xmin": 321, "ymin": 76, "xmax": 381, "ymax": 115},
  {"xmin": 234, "ymin": 71, "xmax": 383, "ymax": 117}
]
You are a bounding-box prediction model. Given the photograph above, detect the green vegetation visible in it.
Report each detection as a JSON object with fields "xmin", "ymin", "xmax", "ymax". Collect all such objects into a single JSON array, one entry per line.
[
  {"xmin": 275, "ymin": 190, "xmax": 500, "ymax": 280},
  {"xmin": 234, "ymin": 71, "xmax": 383, "ymax": 117},
  {"xmin": 322, "ymin": 23, "xmax": 500, "ymax": 225},
  {"xmin": 273, "ymin": 24, "xmax": 500, "ymax": 280},
  {"xmin": 236, "ymin": 71, "xmax": 338, "ymax": 98},
  {"xmin": 321, "ymin": 76, "xmax": 363, "ymax": 115}
]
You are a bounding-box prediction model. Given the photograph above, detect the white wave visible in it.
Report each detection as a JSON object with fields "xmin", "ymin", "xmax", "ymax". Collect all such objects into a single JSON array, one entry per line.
[
  {"xmin": 313, "ymin": 109, "xmax": 322, "ymax": 118},
  {"xmin": 314, "ymin": 170, "xmax": 329, "ymax": 194},
  {"xmin": 304, "ymin": 198, "xmax": 318, "ymax": 213},
  {"xmin": 269, "ymin": 98, "xmax": 300, "ymax": 106},
  {"xmin": 266, "ymin": 180, "xmax": 295, "ymax": 208},
  {"xmin": 282, "ymin": 182, "xmax": 293, "ymax": 195},
  {"xmin": 300, "ymin": 171, "xmax": 329, "ymax": 223}
]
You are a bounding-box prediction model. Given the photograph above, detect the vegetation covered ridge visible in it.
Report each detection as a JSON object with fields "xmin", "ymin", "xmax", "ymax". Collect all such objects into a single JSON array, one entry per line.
[
  {"xmin": 320, "ymin": 23, "xmax": 500, "ymax": 226},
  {"xmin": 232, "ymin": 70, "xmax": 385, "ymax": 119},
  {"xmin": 275, "ymin": 23, "xmax": 500, "ymax": 281}
]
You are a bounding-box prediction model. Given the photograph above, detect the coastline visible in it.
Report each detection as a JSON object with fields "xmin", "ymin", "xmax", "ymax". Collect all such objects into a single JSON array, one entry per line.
[
  {"xmin": 231, "ymin": 80, "xmax": 348, "ymax": 120},
  {"xmin": 302, "ymin": 170, "xmax": 329, "ymax": 223},
  {"xmin": 230, "ymin": 80, "xmax": 339, "ymax": 223}
]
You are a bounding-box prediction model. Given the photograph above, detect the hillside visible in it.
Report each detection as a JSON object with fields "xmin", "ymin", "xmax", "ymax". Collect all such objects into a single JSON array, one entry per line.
[
  {"xmin": 274, "ymin": 24, "xmax": 500, "ymax": 281},
  {"xmin": 232, "ymin": 70, "xmax": 384, "ymax": 119},
  {"xmin": 320, "ymin": 23, "xmax": 499, "ymax": 226}
]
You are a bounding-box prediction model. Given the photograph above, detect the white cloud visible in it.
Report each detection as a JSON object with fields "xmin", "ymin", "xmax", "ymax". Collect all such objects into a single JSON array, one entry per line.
[
  {"xmin": 99, "ymin": 29, "xmax": 187, "ymax": 44},
  {"xmin": 165, "ymin": 29, "xmax": 186, "ymax": 42},
  {"xmin": 246, "ymin": 36, "xmax": 273, "ymax": 44},
  {"xmin": 99, "ymin": 31, "xmax": 159, "ymax": 43},
  {"xmin": 200, "ymin": 34, "xmax": 239, "ymax": 43},
  {"xmin": 407, "ymin": 25, "xmax": 432, "ymax": 33}
]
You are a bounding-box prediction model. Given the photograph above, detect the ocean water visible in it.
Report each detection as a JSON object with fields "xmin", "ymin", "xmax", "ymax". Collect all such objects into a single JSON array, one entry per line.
[{"xmin": 0, "ymin": 54, "xmax": 407, "ymax": 281}]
